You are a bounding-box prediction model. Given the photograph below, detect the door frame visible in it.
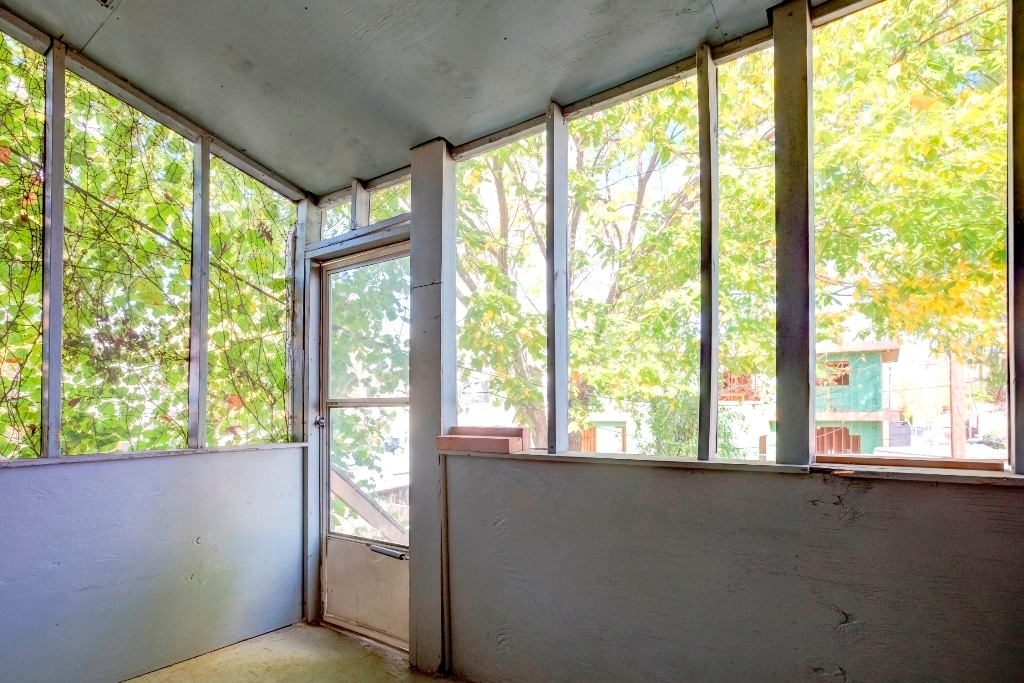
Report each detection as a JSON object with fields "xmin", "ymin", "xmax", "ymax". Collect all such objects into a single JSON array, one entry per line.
[{"xmin": 303, "ymin": 213, "xmax": 411, "ymax": 636}]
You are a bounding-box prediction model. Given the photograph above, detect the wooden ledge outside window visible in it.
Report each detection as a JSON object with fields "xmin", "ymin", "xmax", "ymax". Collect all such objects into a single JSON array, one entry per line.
[
  {"xmin": 814, "ymin": 453, "xmax": 1007, "ymax": 472},
  {"xmin": 436, "ymin": 426, "xmax": 531, "ymax": 454}
]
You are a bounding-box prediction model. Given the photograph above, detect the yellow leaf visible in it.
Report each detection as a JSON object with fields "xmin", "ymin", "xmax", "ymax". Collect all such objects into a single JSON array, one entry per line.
[{"xmin": 909, "ymin": 94, "xmax": 935, "ymax": 112}]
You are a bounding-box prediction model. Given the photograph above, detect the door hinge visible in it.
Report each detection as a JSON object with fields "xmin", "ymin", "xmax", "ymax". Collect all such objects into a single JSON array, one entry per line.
[{"xmin": 314, "ymin": 415, "xmax": 326, "ymax": 428}]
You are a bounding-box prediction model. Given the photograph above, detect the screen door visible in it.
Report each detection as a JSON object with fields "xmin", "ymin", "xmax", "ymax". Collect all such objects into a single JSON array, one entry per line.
[{"xmin": 319, "ymin": 242, "xmax": 410, "ymax": 648}]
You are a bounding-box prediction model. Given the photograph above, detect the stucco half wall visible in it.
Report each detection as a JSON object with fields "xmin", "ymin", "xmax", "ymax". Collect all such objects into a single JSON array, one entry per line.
[{"xmin": 0, "ymin": 446, "xmax": 304, "ymax": 683}]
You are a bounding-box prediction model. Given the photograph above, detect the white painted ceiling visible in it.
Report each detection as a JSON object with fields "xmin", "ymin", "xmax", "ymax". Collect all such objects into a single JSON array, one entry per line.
[{"xmin": 2, "ymin": 0, "xmax": 776, "ymax": 196}]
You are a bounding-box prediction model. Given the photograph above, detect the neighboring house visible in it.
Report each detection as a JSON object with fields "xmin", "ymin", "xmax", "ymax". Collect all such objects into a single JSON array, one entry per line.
[
  {"xmin": 814, "ymin": 341, "xmax": 903, "ymax": 454},
  {"xmin": 765, "ymin": 341, "xmax": 904, "ymax": 455}
]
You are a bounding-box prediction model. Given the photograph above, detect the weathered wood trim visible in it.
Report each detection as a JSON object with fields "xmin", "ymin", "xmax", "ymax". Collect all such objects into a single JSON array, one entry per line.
[
  {"xmin": 546, "ymin": 103, "xmax": 570, "ymax": 454},
  {"xmin": 350, "ymin": 178, "xmax": 370, "ymax": 230},
  {"xmin": 563, "ymin": 56, "xmax": 698, "ymax": 120},
  {"xmin": 0, "ymin": 442, "xmax": 308, "ymax": 469},
  {"xmin": 187, "ymin": 136, "xmax": 212, "ymax": 449},
  {"xmin": 408, "ymin": 138, "xmax": 457, "ymax": 673},
  {"xmin": 773, "ymin": 0, "xmax": 815, "ymax": 466},
  {"xmin": 697, "ymin": 43, "xmax": 720, "ymax": 461},
  {"xmin": 41, "ymin": 40, "xmax": 65, "ymax": 459},
  {"xmin": 1011, "ymin": 0, "xmax": 1024, "ymax": 474},
  {"xmin": 0, "ymin": 6, "xmax": 49, "ymax": 53},
  {"xmin": 451, "ymin": 115, "xmax": 547, "ymax": 161}
]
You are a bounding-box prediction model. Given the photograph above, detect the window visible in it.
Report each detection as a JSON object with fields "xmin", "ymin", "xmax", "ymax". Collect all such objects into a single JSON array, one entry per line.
[
  {"xmin": 455, "ymin": 134, "xmax": 547, "ymax": 441},
  {"xmin": 207, "ymin": 157, "xmax": 296, "ymax": 446},
  {"xmin": 325, "ymin": 247, "xmax": 410, "ymax": 542},
  {"xmin": 813, "ymin": 0, "xmax": 1007, "ymax": 461},
  {"xmin": 322, "ymin": 200, "xmax": 352, "ymax": 240},
  {"xmin": 0, "ymin": 33, "xmax": 44, "ymax": 459},
  {"xmin": 568, "ymin": 76, "xmax": 701, "ymax": 456},
  {"xmin": 62, "ymin": 73, "xmax": 193, "ymax": 454},
  {"xmin": 718, "ymin": 46, "xmax": 777, "ymax": 460},
  {"xmin": 817, "ymin": 360, "xmax": 850, "ymax": 387},
  {"xmin": 368, "ymin": 179, "xmax": 411, "ymax": 224}
]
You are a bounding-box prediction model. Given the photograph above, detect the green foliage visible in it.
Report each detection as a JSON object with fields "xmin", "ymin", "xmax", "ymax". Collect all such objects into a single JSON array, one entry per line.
[
  {"xmin": 325, "ymin": 256, "xmax": 410, "ymax": 534},
  {"xmin": 455, "ymin": 0, "xmax": 1008, "ymax": 455},
  {"xmin": 0, "ymin": 35, "xmax": 44, "ymax": 458},
  {"xmin": 327, "ymin": 256, "xmax": 409, "ymax": 399},
  {"xmin": 456, "ymin": 135, "xmax": 548, "ymax": 440},
  {"xmin": 61, "ymin": 73, "xmax": 193, "ymax": 454},
  {"xmin": 207, "ymin": 157, "xmax": 295, "ymax": 446},
  {"xmin": 814, "ymin": 0, "xmax": 1007, "ymax": 362},
  {"xmin": 369, "ymin": 180, "xmax": 411, "ymax": 224},
  {"xmin": 633, "ymin": 393, "xmax": 747, "ymax": 459}
]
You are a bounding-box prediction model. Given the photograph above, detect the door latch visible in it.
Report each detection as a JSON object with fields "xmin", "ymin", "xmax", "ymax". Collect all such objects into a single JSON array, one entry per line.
[{"xmin": 314, "ymin": 415, "xmax": 326, "ymax": 428}]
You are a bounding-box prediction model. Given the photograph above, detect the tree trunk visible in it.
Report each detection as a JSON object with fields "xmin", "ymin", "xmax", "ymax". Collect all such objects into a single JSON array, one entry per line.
[
  {"xmin": 949, "ymin": 353, "xmax": 967, "ymax": 459},
  {"xmin": 521, "ymin": 405, "xmax": 547, "ymax": 451}
]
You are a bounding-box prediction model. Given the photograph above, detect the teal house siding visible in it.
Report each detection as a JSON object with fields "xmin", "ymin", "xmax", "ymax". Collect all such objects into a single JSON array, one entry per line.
[{"xmin": 816, "ymin": 352, "xmax": 884, "ymax": 413}]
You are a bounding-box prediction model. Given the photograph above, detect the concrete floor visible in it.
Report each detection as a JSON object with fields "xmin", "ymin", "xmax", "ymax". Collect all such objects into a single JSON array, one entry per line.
[{"xmin": 125, "ymin": 623, "xmax": 449, "ymax": 683}]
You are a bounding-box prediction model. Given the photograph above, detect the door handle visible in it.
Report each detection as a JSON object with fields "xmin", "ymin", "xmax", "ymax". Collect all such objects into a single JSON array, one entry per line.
[{"xmin": 369, "ymin": 544, "xmax": 409, "ymax": 561}]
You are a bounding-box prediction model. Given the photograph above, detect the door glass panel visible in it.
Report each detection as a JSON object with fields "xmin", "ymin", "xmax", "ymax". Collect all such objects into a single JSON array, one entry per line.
[
  {"xmin": 328, "ymin": 256, "xmax": 410, "ymax": 399},
  {"xmin": 328, "ymin": 406, "xmax": 410, "ymax": 543}
]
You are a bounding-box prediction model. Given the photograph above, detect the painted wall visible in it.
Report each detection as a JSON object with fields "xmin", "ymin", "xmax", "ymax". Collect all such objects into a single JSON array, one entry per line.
[
  {"xmin": 817, "ymin": 351, "xmax": 883, "ymax": 413},
  {"xmin": 446, "ymin": 456, "xmax": 1024, "ymax": 683},
  {"xmin": 0, "ymin": 446, "xmax": 304, "ymax": 683}
]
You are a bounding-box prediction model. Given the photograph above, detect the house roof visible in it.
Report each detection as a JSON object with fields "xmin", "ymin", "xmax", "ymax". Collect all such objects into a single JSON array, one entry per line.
[
  {"xmin": 2, "ymin": 0, "xmax": 788, "ymax": 196},
  {"xmin": 817, "ymin": 341, "xmax": 900, "ymax": 363}
]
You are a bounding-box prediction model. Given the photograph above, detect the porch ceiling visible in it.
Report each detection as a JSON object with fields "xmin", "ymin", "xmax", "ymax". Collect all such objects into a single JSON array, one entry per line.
[{"xmin": 2, "ymin": 0, "xmax": 778, "ymax": 196}]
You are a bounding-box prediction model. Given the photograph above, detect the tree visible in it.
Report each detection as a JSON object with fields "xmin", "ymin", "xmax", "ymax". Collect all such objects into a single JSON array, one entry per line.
[
  {"xmin": 0, "ymin": 42, "xmax": 297, "ymax": 458},
  {"xmin": 455, "ymin": 0, "xmax": 1009, "ymax": 458}
]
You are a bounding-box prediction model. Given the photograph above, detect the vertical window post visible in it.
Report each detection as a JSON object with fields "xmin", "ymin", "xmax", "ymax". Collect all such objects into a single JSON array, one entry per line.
[
  {"xmin": 350, "ymin": 177, "xmax": 369, "ymax": 230},
  {"xmin": 187, "ymin": 136, "xmax": 211, "ymax": 449},
  {"xmin": 1012, "ymin": 0, "xmax": 1024, "ymax": 473},
  {"xmin": 547, "ymin": 102, "xmax": 569, "ymax": 454},
  {"xmin": 409, "ymin": 138, "xmax": 457, "ymax": 673},
  {"xmin": 773, "ymin": 0, "xmax": 815, "ymax": 466},
  {"xmin": 697, "ymin": 43, "xmax": 720, "ymax": 461},
  {"xmin": 294, "ymin": 196, "xmax": 322, "ymax": 623},
  {"xmin": 41, "ymin": 39, "xmax": 65, "ymax": 458}
]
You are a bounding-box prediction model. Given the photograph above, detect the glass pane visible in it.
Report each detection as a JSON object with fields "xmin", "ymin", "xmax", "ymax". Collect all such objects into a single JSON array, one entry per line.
[
  {"xmin": 329, "ymin": 406, "xmax": 410, "ymax": 543},
  {"xmin": 368, "ymin": 180, "xmax": 410, "ymax": 224},
  {"xmin": 207, "ymin": 157, "xmax": 296, "ymax": 445},
  {"xmin": 322, "ymin": 201, "xmax": 352, "ymax": 239},
  {"xmin": 813, "ymin": 0, "xmax": 1007, "ymax": 461},
  {"xmin": 718, "ymin": 48, "xmax": 777, "ymax": 461},
  {"xmin": 568, "ymin": 78, "xmax": 701, "ymax": 455},
  {"xmin": 62, "ymin": 73, "xmax": 193, "ymax": 454},
  {"xmin": 456, "ymin": 134, "xmax": 547, "ymax": 444},
  {"xmin": 0, "ymin": 34, "xmax": 44, "ymax": 459},
  {"xmin": 328, "ymin": 255, "xmax": 410, "ymax": 399}
]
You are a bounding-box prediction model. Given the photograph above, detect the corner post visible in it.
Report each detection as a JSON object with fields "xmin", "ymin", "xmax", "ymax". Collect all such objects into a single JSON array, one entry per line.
[
  {"xmin": 547, "ymin": 102, "xmax": 570, "ymax": 454},
  {"xmin": 773, "ymin": 0, "xmax": 815, "ymax": 466},
  {"xmin": 409, "ymin": 138, "xmax": 457, "ymax": 673},
  {"xmin": 41, "ymin": 40, "xmax": 65, "ymax": 458},
  {"xmin": 697, "ymin": 43, "xmax": 721, "ymax": 461}
]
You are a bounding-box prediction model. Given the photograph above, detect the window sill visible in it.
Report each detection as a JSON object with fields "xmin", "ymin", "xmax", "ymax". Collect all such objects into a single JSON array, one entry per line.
[
  {"xmin": 440, "ymin": 448, "xmax": 1024, "ymax": 486},
  {"xmin": 811, "ymin": 463, "xmax": 1024, "ymax": 486},
  {"xmin": 0, "ymin": 441, "xmax": 307, "ymax": 469},
  {"xmin": 439, "ymin": 448, "xmax": 810, "ymax": 474}
]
